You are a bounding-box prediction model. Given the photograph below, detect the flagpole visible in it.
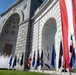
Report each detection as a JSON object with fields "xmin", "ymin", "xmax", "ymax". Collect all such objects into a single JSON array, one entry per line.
[
  {"xmin": 37, "ymin": 20, "xmax": 39, "ymax": 72},
  {"xmin": 55, "ymin": 45, "xmax": 56, "ymax": 75},
  {"xmin": 41, "ymin": 49, "xmax": 42, "ymax": 72},
  {"xmin": 60, "ymin": 40, "xmax": 64, "ymax": 75},
  {"xmin": 41, "ymin": 49, "xmax": 44, "ymax": 73},
  {"xmin": 53, "ymin": 44, "xmax": 56, "ymax": 75},
  {"xmin": 68, "ymin": 69, "xmax": 71, "ymax": 75}
]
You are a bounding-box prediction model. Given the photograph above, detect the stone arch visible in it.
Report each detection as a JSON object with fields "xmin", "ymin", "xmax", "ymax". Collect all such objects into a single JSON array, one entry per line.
[
  {"xmin": 0, "ymin": 13, "xmax": 20, "ymax": 56},
  {"xmin": 42, "ymin": 17, "xmax": 57, "ymax": 70},
  {"xmin": 14, "ymin": 10, "xmax": 24, "ymax": 23},
  {"xmin": 6, "ymin": 9, "xmax": 24, "ymax": 23},
  {"xmin": 0, "ymin": 10, "xmax": 24, "ymax": 34}
]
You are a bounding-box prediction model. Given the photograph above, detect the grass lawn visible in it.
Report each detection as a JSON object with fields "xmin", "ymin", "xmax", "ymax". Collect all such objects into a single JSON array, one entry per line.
[{"xmin": 0, "ymin": 70, "xmax": 52, "ymax": 75}]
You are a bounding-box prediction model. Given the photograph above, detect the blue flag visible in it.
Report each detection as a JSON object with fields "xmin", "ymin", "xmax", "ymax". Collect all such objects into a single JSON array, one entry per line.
[
  {"xmin": 58, "ymin": 40, "xmax": 63, "ymax": 68},
  {"xmin": 69, "ymin": 35, "xmax": 75, "ymax": 68},
  {"xmin": 69, "ymin": 53, "xmax": 75, "ymax": 68},
  {"xmin": 32, "ymin": 51, "xmax": 35, "ymax": 67},
  {"xmin": 51, "ymin": 44, "xmax": 56, "ymax": 68},
  {"xmin": 41, "ymin": 50, "xmax": 43, "ymax": 67},
  {"xmin": 9, "ymin": 55, "xmax": 13, "ymax": 67}
]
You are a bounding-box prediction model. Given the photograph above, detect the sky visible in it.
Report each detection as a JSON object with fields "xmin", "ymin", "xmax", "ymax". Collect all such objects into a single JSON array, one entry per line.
[
  {"xmin": 0, "ymin": 0, "xmax": 45, "ymax": 14},
  {"xmin": 0, "ymin": 0, "xmax": 16, "ymax": 14}
]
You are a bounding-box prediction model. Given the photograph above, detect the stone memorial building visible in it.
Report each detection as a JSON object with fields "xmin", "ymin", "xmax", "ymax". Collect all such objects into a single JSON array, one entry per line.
[{"xmin": 0, "ymin": 0, "xmax": 63, "ymax": 70}]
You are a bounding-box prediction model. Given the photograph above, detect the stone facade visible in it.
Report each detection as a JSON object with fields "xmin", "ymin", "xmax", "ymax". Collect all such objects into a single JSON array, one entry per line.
[{"xmin": 0, "ymin": 0, "xmax": 64, "ymax": 70}]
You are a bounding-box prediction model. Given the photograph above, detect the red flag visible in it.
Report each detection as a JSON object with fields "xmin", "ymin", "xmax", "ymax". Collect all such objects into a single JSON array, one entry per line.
[
  {"xmin": 28, "ymin": 57, "xmax": 32, "ymax": 67},
  {"xmin": 59, "ymin": 0, "xmax": 70, "ymax": 68}
]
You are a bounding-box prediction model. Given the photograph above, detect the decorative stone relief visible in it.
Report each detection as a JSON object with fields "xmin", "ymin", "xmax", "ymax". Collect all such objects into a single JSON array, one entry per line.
[
  {"xmin": 23, "ymin": 4, "xmax": 27, "ymax": 10},
  {"xmin": 11, "ymin": 7, "xmax": 16, "ymax": 13}
]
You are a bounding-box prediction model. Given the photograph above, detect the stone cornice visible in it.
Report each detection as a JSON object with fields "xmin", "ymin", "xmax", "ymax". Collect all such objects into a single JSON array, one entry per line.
[
  {"xmin": 32, "ymin": 0, "xmax": 58, "ymax": 20},
  {"xmin": 0, "ymin": 0, "xmax": 23, "ymax": 17}
]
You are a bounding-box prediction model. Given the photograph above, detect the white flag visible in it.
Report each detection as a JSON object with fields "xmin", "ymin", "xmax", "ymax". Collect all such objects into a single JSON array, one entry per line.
[{"xmin": 45, "ymin": 46, "xmax": 50, "ymax": 69}]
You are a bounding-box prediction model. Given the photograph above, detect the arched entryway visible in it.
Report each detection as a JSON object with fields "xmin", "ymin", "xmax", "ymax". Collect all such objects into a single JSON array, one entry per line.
[
  {"xmin": 0, "ymin": 13, "xmax": 20, "ymax": 56},
  {"xmin": 42, "ymin": 18, "xmax": 57, "ymax": 70}
]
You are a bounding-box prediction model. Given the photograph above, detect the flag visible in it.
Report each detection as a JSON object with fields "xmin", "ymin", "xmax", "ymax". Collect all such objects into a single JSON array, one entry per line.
[
  {"xmin": 69, "ymin": 35, "xmax": 75, "ymax": 68},
  {"xmin": 9, "ymin": 54, "xmax": 13, "ymax": 67},
  {"xmin": 58, "ymin": 40, "xmax": 63, "ymax": 68},
  {"xmin": 28, "ymin": 57, "xmax": 32, "ymax": 67},
  {"xmin": 20, "ymin": 53, "xmax": 24, "ymax": 66},
  {"xmin": 69, "ymin": 53, "xmax": 75, "ymax": 68},
  {"xmin": 32, "ymin": 51, "xmax": 35, "ymax": 67},
  {"xmin": 13, "ymin": 55, "xmax": 17, "ymax": 67},
  {"xmin": 17, "ymin": 58, "xmax": 19, "ymax": 63},
  {"xmin": 59, "ymin": 0, "xmax": 76, "ymax": 68},
  {"xmin": 36, "ymin": 50, "xmax": 40, "ymax": 67},
  {"xmin": 41, "ymin": 50, "xmax": 43, "ymax": 68},
  {"xmin": 72, "ymin": 0, "xmax": 76, "ymax": 41},
  {"xmin": 45, "ymin": 46, "xmax": 50, "ymax": 69},
  {"xmin": 51, "ymin": 44, "xmax": 56, "ymax": 68},
  {"xmin": 72, "ymin": 0, "xmax": 76, "ymax": 51}
]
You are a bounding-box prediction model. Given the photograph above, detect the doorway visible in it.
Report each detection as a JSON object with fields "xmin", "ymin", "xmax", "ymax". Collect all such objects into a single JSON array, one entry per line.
[{"xmin": 3, "ymin": 43, "xmax": 13, "ymax": 56}]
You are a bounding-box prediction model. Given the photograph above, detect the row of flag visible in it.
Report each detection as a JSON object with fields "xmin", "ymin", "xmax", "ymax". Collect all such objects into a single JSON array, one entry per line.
[
  {"xmin": 28, "ymin": 37, "xmax": 75, "ymax": 70},
  {"xmin": 9, "ymin": 53, "xmax": 24, "ymax": 68},
  {"xmin": 8, "ymin": 34, "xmax": 75, "ymax": 69},
  {"xmin": 28, "ymin": 44, "xmax": 56, "ymax": 69},
  {"xmin": 28, "ymin": 50, "xmax": 43, "ymax": 68},
  {"xmin": 9, "ymin": 37, "xmax": 75, "ymax": 70}
]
